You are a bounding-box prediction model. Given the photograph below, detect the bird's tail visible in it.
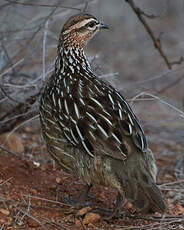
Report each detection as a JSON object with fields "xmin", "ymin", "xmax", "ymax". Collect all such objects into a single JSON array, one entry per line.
[{"xmin": 111, "ymin": 152, "xmax": 166, "ymax": 213}]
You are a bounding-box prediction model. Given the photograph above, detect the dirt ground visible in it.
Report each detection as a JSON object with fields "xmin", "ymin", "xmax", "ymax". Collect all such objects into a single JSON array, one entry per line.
[{"xmin": 0, "ymin": 126, "xmax": 184, "ymax": 230}]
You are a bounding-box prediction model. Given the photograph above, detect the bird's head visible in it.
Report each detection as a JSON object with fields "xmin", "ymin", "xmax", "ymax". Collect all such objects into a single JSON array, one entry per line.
[{"xmin": 60, "ymin": 13, "xmax": 109, "ymax": 49}]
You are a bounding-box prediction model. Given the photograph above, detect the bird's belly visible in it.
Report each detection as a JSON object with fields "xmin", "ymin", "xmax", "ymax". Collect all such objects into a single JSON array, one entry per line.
[{"xmin": 73, "ymin": 153, "xmax": 121, "ymax": 189}]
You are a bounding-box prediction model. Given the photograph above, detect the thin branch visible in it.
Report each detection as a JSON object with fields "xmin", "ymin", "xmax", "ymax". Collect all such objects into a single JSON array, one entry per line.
[
  {"xmin": 5, "ymin": 114, "xmax": 39, "ymax": 138},
  {"xmin": 0, "ymin": 58, "xmax": 24, "ymax": 79},
  {"xmin": 130, "ymin": 91, "xmax": 184, "ymax": 119},
  {"xmin": 42, "ymin": 19, "xmax": 49, "ymax": 81},
  {"xmin": 0, "ymin": 145, "xmax": 20, "ymax": 156},
  {"xmin": 0, "ymin": 84, "xmax": 20, "ymax": 103},
  {"xmin": 0, "ymin": 224, "xmax": 5, "ymax": 230},
  {"xmin": 0, "ymin": 88, "xmax": 41, "ymax": 134},
  {"xmin": 0, "ymin": 177, "xmax": 13, "ymax": 186},
  {"xmin": 124, "ymin": 0, "xmax": 184, "ymax": 70},
  {"xmin": 170, "ymin": 56, "xmax": 184, "ymax": 66},
  {"xmin": 5, "ymin": 0, "xmax": 81, "ymax": 11},
  {"xmin": 22, "ymin": 194, "xmax": 72, "ymax": 207},
  {"xmin": 83, "ymin": 0, "xmax": 89, "ymax": 12}
]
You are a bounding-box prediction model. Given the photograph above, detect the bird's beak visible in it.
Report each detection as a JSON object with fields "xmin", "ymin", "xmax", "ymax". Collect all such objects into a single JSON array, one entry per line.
[{"xmin": 99, "ymin": 22, "xmax": 109, "ymax": 29}]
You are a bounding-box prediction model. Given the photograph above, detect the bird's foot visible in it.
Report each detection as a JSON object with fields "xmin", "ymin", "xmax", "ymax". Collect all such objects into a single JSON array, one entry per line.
[
  {"xmin": 92, "ymin": 193, "xmax": 127, "ymax": 220},
  {"xmin": 62, "ymin": 194, "xmax": 90, "ymax": 209},
  {"xmin": 92, "ymin": 207, "xmax": 125, "ymax": 220},
  {"xmin": 60, "ymin": 184, "xmax": 92, "ymax": 209}
]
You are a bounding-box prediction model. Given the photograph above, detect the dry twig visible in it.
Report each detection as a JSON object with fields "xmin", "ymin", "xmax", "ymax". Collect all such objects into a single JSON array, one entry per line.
[{"xmin": 124, "ymin": 0, "xmax": 184, "ymax": 70}]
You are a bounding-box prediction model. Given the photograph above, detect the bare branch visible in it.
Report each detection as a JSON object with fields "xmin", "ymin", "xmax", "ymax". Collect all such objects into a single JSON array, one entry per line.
[
  {"xmin": 42, "ymin": 19, "xmax": 49, "ymax": 81},
  {"xmin": 5, "ymin": 0, "xmax": 81, "ymax": 11},
  {"xmin": 124, "ymin": 0, "xmax": 184, "ymax": 70},
  {"xmin": 83, "ymin": 0, "xmax": 89, "ymax": 12}
]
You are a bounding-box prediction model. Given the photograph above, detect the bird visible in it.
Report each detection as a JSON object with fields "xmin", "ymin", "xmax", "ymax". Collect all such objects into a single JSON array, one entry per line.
[{"xmin": 40, "ymin": 13, "xmax": 166, "ymax": 216}]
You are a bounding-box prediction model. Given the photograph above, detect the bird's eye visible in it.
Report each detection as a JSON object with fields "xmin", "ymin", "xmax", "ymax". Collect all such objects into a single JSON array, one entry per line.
[{"xmin": 87, "ymin": 21, "xmax": 97, "ymax": 28}]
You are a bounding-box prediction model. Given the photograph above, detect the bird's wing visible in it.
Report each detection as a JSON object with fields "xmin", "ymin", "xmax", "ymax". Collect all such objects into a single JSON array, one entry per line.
[{"xmin": 52, "ymin": 74, "xmax": 147, "ymax": 161}]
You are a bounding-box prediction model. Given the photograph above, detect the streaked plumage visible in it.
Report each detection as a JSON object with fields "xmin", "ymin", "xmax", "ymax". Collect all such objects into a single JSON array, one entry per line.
[{"xmin": 40, "ymin": 13, "xmax": 165, "ymax": 214}]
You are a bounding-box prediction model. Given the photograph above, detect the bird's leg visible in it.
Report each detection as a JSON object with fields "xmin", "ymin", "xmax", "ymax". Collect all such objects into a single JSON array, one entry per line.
[
  {"xmin": 105, "ymin": 192, "xmax": 127, "ymax": 219},
  {"xmin": 76, "ymin": 183, "xmax": 92, "ymax": 204},
  {"xmin": 62, "ymin": 183, "xmax": 92, "ymax": 208},
  {"xmin": 92, "ymin": 192, "xmax": 127, "ymax": 219}
]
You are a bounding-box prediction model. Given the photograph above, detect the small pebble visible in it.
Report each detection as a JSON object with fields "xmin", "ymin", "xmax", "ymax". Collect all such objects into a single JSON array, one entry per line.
[
  {"xmin": 56, "ymin": 177, "xmax": 61, "ymax": 184},
  {"xmin": 0, "ymin": 208, "xmax": 10, "ymax": 215},
  {"xmin": 83, "ymin": 212, "xmax": 101, "ymax": 225},
  {"xmin": 77, "ymin": 207, "xmax": 91, "ymax": 216}
]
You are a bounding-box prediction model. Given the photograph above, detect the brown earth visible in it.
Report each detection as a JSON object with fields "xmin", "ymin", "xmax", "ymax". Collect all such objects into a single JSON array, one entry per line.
[{"xmin": 0, "ymin": 127, "xmax": 184, "ymax": 230}]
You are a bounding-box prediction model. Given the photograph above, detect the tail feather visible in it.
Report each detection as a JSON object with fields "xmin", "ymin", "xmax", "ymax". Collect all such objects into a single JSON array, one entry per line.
[
  {"xmin": 131, "ymin": 178, "xmax": 166, "ymax": 213},
  {"xmin": 111, "ymin": 151, "xmax": 166, "ymax": 213}
]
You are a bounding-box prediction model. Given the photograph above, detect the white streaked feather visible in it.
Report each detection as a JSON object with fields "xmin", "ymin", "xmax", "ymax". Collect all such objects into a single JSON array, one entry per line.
[
  {"xmin": 53, "ymin": 145, "xmax": 75, "ymax": 159},
  {"xmin": 112, "ymin": 133, "xmax": 121, "ymax": 144},
  {"xmin": 69, "ymin": 56, "xmax": 73, "ymax": 64},
  {"xmin": 58, "ymin": 120, "xmax": 65, "ymax": 128},
  {"xmin": 75, "ymin": 124, "xmax": 84, "ymax": 141},
  {"xmin": 128, "ymin": 113, "xmax": 134, "ymax": 126},
  {"xmin": 70, "ymin": 129, "xmax": 79, "ymax": 144},
  {"xmin": 129, "ymin": 124, "xmax": 133, "ymax": 135},
  {"xmin": 79, "ymin": 98, "xmax": 85, "ymax": 106},
  {"xmin": 97, "ymin": 124, "xmax": 109, "ymax": 139},
  {"xmin": 99, "ymin": 113, "xmax": 112, "ymax": 126},
  {"xmin": 64, "ymin": 99, "xmax": 69, "ymax": 115},
  {"xmin": 89, "ymin": 124, "xmax": 96, "ymax": 130},
  {"xmin": 91, "ymin": 97, "xmax": 103, "ymax": 108},
  {"xmin": 69, "ymin": 66, "xmax": 74, "ymax": 73},
  {"xmin": 140, "ymin": 135, "xmax": 145, "ymax": 150},
  {"xmin": 108, "ymin": 93, "xmax": 114, "ymax": 105},
  {"xmin": 89, "ymin": 130, "xmax": 96, "ymax": 140},
  {"xmin": 52, "ymin": 93, "xmax": 56, "ymax": 106},
  {"xmin": 117, "ymin": 146, "xmax": 127, "ymax": 158},
  {"xmin": 70, "ymin": 116, "xmax": 77, "ymax": 124},
  {"xmin": 86, "ymin": 112, "xmax": 97, "ymax": 123},
  {"xmin": 64, "ymin": 132, "xmax": 76, "ymax": 145},
  {"xmin": 46, "ymin": 117, "xmax": 57, "ymax": 125},
  {"xmin": 58, "ymin": 98, "xmax": 62, "ymax": 110},
  {"xmin": 45, "ymin": 132, "xmax": 57, "ymax": 140},
  {"xmin": 63, "ymin": 78, "xmax": 66, "ymax": 88},
  {"xmin": 74, "ymin": 103, "xmax": 80, "ymax": 119},
  {"xmin": 66, "ymin": 86, "xmax": 70, "ymax": 94},
  {"xmin": 82, "ymin": 141, "xmax": 94, "ymax": 157},
  {"xmin": 117, "ymin": 101, "xmax": 122, "ymax": 110},
  {"xmin": 119, "ymin": 109, "xmax": 123, "ymax": 120}
]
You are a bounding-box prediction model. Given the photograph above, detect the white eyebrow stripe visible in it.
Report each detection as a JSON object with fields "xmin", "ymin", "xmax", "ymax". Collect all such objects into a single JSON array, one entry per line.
[
  {"xmin": 63, "ymin": 18, "xmax": 98, "ymax": 34},
  {"xmin": 78, "ymin": 18, "xmax": 98, "ymax": 28}
]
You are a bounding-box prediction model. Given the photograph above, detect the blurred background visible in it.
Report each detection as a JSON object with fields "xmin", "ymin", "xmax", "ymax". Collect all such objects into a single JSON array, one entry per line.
[
  {"xmin": 0, "ymin": 0, "xmax": 184, "ymax": 228},
  {"xmin": 1, "ymin": 0, "xmax": 184, "ymax": 161}
]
